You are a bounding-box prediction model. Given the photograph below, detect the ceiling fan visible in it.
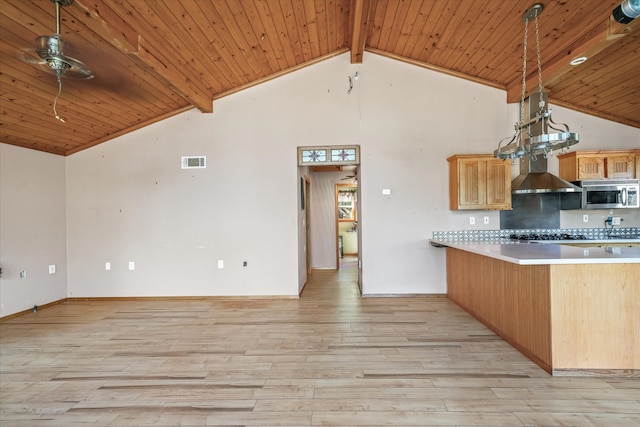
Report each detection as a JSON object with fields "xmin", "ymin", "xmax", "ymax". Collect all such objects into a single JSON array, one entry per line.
[
  {"xmin": 340, "ymin": 166, "xmax": 358, "ymax": 182},
  {"xmin": 29, "ymin": 0, "xmax": 93, "ymax": 122}
]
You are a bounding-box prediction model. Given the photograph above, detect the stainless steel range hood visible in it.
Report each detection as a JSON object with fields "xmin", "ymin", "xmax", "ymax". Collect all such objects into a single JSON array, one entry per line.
[{"xmin": 512, "ymin": 156, "xmax": 581, "ymax": 194}]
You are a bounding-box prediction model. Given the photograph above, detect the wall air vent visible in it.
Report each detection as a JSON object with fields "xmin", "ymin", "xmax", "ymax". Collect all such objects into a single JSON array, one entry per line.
[{"xmin": 181, "ymin": 156, "xmax": 206, "ymax": 169}]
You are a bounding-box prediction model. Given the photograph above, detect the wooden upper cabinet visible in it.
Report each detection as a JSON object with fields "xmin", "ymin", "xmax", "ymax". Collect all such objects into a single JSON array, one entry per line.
[
  {"xmin": 486, "ymin": 159, "xmax": 511, "ymax": 207},
  {"xmin": 636, "ymin": 150, "xmax": 640, "ymax": 180},
  {"xmin": 606, "ymin": 154, "xmax": 635, "ymax": 179},
  {"xmin": 578, "ymin": 157, "xmax": 605, "ymax": 179},
  {"xmin": 558, "ymin": 150, "xmax": 637, "ymax": 181},
  {"xmin": 448, "ymin": 154, "xmax": 511, "ymax": 210}
]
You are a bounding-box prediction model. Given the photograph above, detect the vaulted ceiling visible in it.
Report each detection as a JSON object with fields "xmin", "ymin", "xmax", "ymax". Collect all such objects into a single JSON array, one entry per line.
[{"xmin": 1, "ymin": 0, "xmax": 639, "ymax": 156}]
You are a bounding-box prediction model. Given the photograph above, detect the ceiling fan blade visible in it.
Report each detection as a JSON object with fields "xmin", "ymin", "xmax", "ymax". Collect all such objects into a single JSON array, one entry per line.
[{"xmin": 18, "ymin": 48, "xmax": 48, "ymax": 66}]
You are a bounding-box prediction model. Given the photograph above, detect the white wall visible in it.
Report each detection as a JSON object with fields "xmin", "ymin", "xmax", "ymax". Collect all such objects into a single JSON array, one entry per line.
[
  {"xmin": 62, "ymin": 52, "xmax": 521, "ymax": 297},
  {"xmin": 0, "ymin": 144, "xmax": 68, "ymax": 316},
  {"xmin": 2, "ymin": 51, "xmax": 638, "ymax": 315},
  {"xmin": 65, "ymin": 112, "xmax": 298, "ymax": 297},
  {"xmin": 357, "ymin": 53, "xmax": 513, "ymax": 294},
  {"xmin": 65, "ymin": 54, "xmax": 362, "ymax": 298}
]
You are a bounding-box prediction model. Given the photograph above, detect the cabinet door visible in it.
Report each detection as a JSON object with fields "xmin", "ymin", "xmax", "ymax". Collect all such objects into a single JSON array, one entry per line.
[
  {"xmin": 486, "ymin": 159, "xmax": 511, "ymax": 209},
  {"xmin": 578, "ymin": 157, "xmax": 605, "ymax": 179},
  {"xmin": 606, "ymin": 155, "xmax": 635, "ymax": 179},
  {"xmin": 458, "ymin": 159, "xmax": 486, "ymax": 208}
]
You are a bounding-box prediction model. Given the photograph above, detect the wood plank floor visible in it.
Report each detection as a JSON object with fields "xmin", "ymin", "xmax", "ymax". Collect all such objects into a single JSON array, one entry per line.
[{"xmin": 1, "ymin": 259, "xmax": 639, "ymax": 426}]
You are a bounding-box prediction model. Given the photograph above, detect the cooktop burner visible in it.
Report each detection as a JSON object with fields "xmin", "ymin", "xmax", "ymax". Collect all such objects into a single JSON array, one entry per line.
[{"xmin": 508, "ymin": 233, "xmax": 588, "ymax": 241}]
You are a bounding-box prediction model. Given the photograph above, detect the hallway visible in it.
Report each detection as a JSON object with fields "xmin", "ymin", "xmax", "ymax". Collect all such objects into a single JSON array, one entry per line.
[{"xmin": 1, "ymin": 269, "xmax": 639, "ymax": 425}]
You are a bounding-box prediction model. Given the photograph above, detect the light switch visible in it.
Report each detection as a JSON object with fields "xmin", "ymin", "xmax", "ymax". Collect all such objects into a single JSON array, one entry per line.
[{"xmin": 382, "ymin": 188, "xmax": 391, "ymax": 195}]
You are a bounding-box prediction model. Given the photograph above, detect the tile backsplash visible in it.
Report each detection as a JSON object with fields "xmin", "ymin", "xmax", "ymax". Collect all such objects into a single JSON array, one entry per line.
[{"xmin": 432, "ymin": 227, "xmax": 640, "ymax": 242}]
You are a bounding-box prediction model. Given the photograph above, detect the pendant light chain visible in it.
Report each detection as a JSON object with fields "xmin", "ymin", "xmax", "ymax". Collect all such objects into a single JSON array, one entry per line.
[
  {"xmin": 519, "ymin": 17, "xmax": 529, "ymax": 124},
  {"xmin": 534, "ymin": 14, "xmax": 544, "ymax": 100}
]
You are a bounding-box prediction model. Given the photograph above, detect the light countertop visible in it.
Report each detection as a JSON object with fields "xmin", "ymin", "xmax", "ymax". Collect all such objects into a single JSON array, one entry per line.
[{"xmin": 430, "ymin": 239, "xmax": 640, "ymax": 265}]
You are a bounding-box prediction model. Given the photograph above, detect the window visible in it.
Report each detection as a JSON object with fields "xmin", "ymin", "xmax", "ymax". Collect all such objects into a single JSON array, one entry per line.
[{"xmin": 298, "ymin": 145, "xmax": 359, "ymax": 166}]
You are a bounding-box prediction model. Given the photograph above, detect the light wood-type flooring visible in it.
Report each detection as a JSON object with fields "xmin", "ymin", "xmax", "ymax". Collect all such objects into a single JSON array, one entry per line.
[{"xmin": 1, "ymin": 257, "xmax": 639, "ymax": 426}]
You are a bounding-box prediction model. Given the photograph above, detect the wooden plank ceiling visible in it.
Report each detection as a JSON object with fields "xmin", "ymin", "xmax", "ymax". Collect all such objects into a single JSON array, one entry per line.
[{"xmin": 1, "ymin": 0, "xmax": 638, "ymax": 156}]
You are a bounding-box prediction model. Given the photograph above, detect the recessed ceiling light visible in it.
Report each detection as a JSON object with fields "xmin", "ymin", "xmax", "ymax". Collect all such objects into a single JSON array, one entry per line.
[{"xmin": 570, "ymin": 56, "xmax": 588, "ymax": 66}]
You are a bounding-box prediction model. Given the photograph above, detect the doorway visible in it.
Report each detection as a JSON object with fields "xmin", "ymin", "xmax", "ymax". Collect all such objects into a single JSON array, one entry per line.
[
  {"xmin": 297, "ymin": 145, "xmax": 361, "ymax": 294},
  {"xmin": 336, "ymin": 182, "xmax": 358, "ymax": 270}
]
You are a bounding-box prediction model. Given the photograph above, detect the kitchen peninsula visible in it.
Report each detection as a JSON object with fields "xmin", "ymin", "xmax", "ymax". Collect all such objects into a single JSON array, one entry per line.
[{"xmin": 431, "ymin": 235, "xmax": 640, "ymax": 376}]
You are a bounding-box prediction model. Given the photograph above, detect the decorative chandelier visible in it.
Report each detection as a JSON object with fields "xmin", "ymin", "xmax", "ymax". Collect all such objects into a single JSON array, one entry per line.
[{"xmin": 494, "ymin": 4, "xmax": 578, "ymax": 160}]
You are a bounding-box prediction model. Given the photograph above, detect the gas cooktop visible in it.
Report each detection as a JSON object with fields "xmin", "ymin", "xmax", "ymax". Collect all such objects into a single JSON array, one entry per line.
[{"xmin": 507, "ymin": 233, "xmax": 588, "ymax": 241}]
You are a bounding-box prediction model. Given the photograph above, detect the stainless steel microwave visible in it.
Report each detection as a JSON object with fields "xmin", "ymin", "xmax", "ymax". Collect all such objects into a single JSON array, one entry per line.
[{"xmin": 575, "ymin": 179, "xmax": 639, "ymax": 209}]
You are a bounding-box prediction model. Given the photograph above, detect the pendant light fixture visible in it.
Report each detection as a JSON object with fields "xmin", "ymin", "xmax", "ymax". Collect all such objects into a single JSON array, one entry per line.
[{"xmin": 494, "ymin": 4, "xmax": 578, "ymax": 160}]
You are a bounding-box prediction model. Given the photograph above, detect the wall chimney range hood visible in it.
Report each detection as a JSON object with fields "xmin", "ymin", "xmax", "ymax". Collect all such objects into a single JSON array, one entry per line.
[{"xmin": 511, "ymin": 156, "xmax": 581, "ymax": 194}]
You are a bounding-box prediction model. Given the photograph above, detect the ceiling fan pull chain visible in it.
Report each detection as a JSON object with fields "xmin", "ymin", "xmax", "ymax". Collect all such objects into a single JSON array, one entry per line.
[{"xmin": 53, "ymin": 73, "xmax": 66, "ymax": 123}]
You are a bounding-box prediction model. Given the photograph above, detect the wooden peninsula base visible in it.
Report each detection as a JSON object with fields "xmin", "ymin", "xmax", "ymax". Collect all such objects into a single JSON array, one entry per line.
[{"xmin": 446, "ymin": 247, "xmax": 640, "ymax": 375}]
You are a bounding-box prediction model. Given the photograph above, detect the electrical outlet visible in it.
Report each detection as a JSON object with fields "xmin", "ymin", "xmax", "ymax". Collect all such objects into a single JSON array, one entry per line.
[
  {"xmin": 128, "ymin": 261, "xmax": 135, "ymax": 270},
  {"xmin": 243, "ymin": 261, "xmax": 248, "ymax": 267},
  {"xmin": 583, "ymin": 214, "xmax": 589, "ymax": 223},
  {"xmin": 48, "ymin": 264, "xmax": 56, "ymax": 274},
  {"xmin": 218, "ymin": 260, "xmax": 224, "ymax": 269},
  {"xmin": 483, "ymin": 216, "xmax": 490, "ymax": 225},
  {"xmin": 469, "ymin": 216, "xmax": 475, "ymax": 225},
  {"xmin": 612, "ymin": 217, "xmax": 621, "ymax": 225},
  {"xmin": 105, "ymin": 262, "xmax": 111, "ymax": 270},
  {"xmin": 19, "ymin": 270, "xmax": 27, "ymax": 278}
]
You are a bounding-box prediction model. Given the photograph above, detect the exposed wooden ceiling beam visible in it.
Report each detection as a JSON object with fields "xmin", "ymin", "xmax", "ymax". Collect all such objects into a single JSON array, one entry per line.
[
  {"xmin": 72, "ymin": 0, "xmax": 139, "ymax": 53},
  {"xmin": 74, "ymin": 0, "xmax": 213, "ymax": 113},
  {"xmin": 506, "ymin": 15, "xmax": 640, "ymax": 103},
  {"xmin": 350, "ymin": 0, "xmax": 372, "ymax": 64},
  {"xmin": 133, "ymin": 37, "xmax": 213, "ymax": 113}
]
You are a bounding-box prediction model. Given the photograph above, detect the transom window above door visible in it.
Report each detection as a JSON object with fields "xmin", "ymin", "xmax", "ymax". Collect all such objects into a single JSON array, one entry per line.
[{"xmin": 298, "ymin": 146, "xmax": 360, "ymax": 166}]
